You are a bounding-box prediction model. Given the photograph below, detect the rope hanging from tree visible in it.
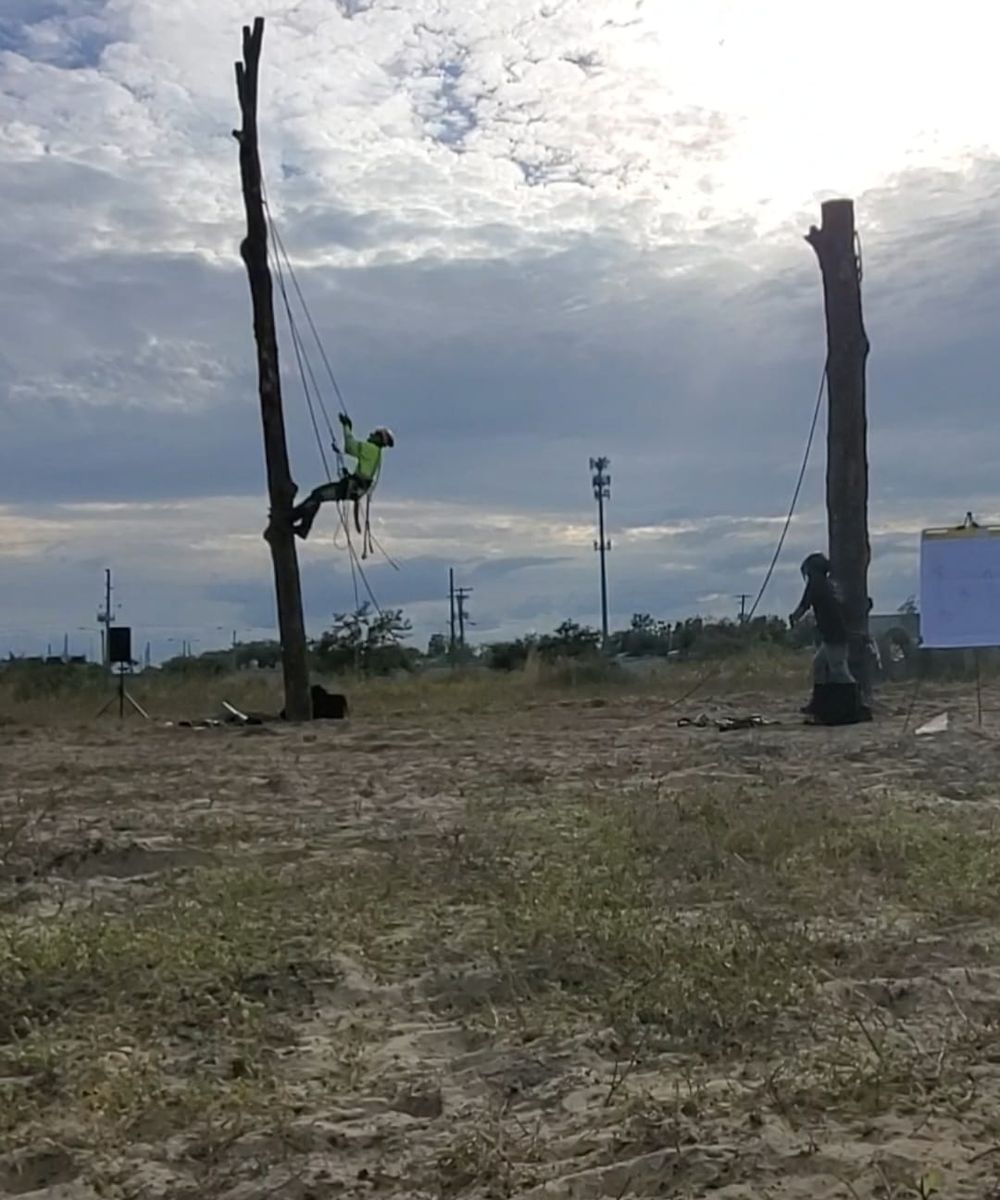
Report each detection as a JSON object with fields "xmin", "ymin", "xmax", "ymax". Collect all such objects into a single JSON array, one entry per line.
[
  {"xmin": 261, "ymin": 182, "xmax": 397, "ymax": 615},
  {"xmin": 662, "ymin": 358, "xmax": 829, "ymax": 713}
]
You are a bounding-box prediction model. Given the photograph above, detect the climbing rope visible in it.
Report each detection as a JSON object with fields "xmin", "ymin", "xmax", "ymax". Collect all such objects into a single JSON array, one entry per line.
[
  {"xmin": 663, "ymin": 359, "xmax": 829, "ymax": 713},
  {"xmin": 262, "ymin": 181, "xmax": 399, "ymax": 583},
  {"xmin": 267, "ymin": 211, "xmax": 352, "ymax": 425},
  {"xmin": 680, "ymin": 227, "xmax": 867, "ymax": 719},
  {"xmin": 264, "ymin": 200, "xmax": 339, "ymax": 464},
  {"xmin": 746, "ymin": 359, "xmax": 828, "ymax": 620},
  {"xmin": 261, "ymin": 188, "xmax": 384, "ymax": 610}
]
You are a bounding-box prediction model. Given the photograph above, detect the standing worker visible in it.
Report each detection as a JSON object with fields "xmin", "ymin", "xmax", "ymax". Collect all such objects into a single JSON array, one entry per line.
[
  {"xmin": 290, "ymin": 413, "xmax": 394, "ymax": 540},
  {"xmin": 789, "ymin": 552, "xmax": 870, "ymax": 723}
]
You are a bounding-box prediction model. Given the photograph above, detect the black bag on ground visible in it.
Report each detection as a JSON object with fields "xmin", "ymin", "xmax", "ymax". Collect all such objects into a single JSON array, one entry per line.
[
  {"xmin": 280, "ymin": 684, "xmax": 349, "ymax": 721},
  {"xmin": 810, "ymin": 682, "xmax": 872, "ymax": 726},
  {"xmin": 311, "ymin": 685, "xmax": 348, "ymax": 720}
]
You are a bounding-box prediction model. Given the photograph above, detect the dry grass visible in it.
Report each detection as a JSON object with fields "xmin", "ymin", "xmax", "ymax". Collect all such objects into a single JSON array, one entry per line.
[
  {"xmin": 1, "ymin": 674, "xmax": 999, "ymax": 1198},
  {"xmin": 0, "ymin": 645, "xmax": 806, "ymax": 726}
]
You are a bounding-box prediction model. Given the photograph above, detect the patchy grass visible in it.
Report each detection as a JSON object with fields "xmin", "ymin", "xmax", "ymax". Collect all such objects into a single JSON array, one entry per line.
[
  {"xmin": 2, "ymin": 867, "xmax": 323, "ymax": 1148},
  {"xmin": 2, "ymin": 690, "xmax": 1000, "ymax": 1196},
  {"xmin": 6, "ymin": 781, "xmax": 998, "ymax": 1138}
]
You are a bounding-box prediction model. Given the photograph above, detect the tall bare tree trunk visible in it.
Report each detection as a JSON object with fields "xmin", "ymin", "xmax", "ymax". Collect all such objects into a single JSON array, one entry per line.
[
  {"xmin": 806, "ymin": 198, "xmax": 872, "ymax": 702},
  {"xmin": 234, "ymin": 17, "xmax": 311, "ymax": 722}
]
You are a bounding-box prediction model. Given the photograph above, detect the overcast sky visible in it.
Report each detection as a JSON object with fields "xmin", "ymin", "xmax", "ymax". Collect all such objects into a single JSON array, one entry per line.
[{"xmin": 2, "ymin": 0, "xmax": 999, "ymax": 660}]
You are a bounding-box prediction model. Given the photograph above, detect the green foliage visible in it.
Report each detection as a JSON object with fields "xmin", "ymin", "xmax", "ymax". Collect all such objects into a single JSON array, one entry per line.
[
  {"xmin": 607, "ymin": 612, "xmax": 672, "ymax": 657},
  {"xmin": 426, "ymin": 633, "xmax": 449, "ymax": 659},
  {"xmin": 485, "ymin": 636, "xmax": 537, "ymax": 672},
  {"xmin": 537, "ymin": 620, "xmax": 601, "ymax": 662},
  {"xmin": 313, "ymin": 604, "xmax": 415, "ymax": 676},
  {"xmin": 0, "ymin": 660, "xmax": 106, "ymax": 701},
  {"xmin": 482, "ymin": 610, "xmax": 815, "ymax": 672},
  {"xmin": 671, "ymin": 614, "xmax": 813, "ymax": 658}
]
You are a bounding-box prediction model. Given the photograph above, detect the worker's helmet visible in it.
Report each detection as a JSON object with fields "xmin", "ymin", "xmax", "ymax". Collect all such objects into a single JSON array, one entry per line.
[
  {"xmin": 801, "ymin": 552, "xmax": 830, "ymax": 579},
  {"xmin": 371, "ymin": 427, "xmax": 395, "ymax": 448}
]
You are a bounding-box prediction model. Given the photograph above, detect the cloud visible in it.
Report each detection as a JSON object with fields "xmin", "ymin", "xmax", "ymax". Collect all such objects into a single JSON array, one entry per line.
[
  {"xmin": 0, "ymin": 1, "xmax": 120, "ymax": 70},
  {"xmin": 2, "ymin": 0, "xmax": 1000, "ymax": 658}
]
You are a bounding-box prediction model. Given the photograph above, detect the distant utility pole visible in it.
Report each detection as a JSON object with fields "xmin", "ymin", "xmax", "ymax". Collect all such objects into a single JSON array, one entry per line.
[
  {"xmin": 806, "ymin": 198, "xmax": 871, "ymax": 701},
  {"xmin": 590, "ymin": 457, "xmax": 611, "ymax": 645},
  {"xmin": 97, "ymin": 567, "xmax": 114, "ymax": 669},
  {"xmin": 234, "ymin": 16, "xmax": 311, "ymax": 722},
  {"xmin": 449, "ymin": 569, "xmax": 457, "ymax": 655},
  {"xmin": 455, "ymin": 586, "xmax": 473, "ymax": 649},
  {"xmin": 735, "ymin": 594, "xmax": 751, "ymax": 623}
]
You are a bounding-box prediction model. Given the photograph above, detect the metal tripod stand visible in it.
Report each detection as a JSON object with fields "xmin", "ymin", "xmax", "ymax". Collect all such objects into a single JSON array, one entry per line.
[{"xmin": 97, "ymin": 663, "xmax": 150, "ymax": 721}]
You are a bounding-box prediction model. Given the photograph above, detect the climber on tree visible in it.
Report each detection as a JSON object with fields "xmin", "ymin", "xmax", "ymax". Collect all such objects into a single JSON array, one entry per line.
[{"xmin": 290, "ymin": 414, "xmax": 394, "ymax": 540}]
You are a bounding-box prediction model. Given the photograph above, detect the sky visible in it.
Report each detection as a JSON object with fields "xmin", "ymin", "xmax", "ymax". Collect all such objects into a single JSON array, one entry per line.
[{"xmin": 2, "ymin": 0, "xmax": 999, "ymax": 660}]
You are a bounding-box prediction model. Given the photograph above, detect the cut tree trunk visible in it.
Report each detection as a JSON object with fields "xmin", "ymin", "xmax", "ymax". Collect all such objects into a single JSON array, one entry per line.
[
  {"xmin": 234, "ymin": 17, "xmax": 312, "ymax": 722},
  {"xmin": 806, "ymin": 198, "xmax": 872, "ymax": 703}
]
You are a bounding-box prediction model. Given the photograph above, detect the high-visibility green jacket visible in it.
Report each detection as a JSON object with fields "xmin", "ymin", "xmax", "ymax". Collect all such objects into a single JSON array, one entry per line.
[{"xmin": 342, "ymin": 422, "xmax": 381, "ymax": 482}]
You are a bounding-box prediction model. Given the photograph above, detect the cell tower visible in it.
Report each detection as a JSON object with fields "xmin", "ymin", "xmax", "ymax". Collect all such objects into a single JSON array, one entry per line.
[{"xmin": 590, "ymin": 457, "xmax": 611, "ymax": 645}]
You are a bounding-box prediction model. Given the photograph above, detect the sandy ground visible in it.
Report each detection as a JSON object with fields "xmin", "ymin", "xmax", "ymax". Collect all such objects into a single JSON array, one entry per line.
[{"xmin": 2, "ymin": 681, "xmax": 1000, "ymax": 1199}]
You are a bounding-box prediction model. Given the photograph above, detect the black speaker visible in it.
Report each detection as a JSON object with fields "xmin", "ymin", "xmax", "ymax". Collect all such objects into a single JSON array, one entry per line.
[{"xmin": 108, "ymin": 626, "xmax": 132, "ymax": 665}]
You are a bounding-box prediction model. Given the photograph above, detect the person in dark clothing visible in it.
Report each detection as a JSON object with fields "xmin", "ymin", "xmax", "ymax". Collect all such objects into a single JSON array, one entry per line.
[{"xmin": 789, "ymin": 552, "xmax": 853, "ymax": 714}]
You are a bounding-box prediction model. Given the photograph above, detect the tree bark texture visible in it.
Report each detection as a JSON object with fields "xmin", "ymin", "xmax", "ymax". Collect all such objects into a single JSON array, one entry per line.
[
  {"xmin": 235, "ymin": 17, "xmax": 312, "ymax": 722},
  {"xmin": 806, "ymin": 198, "xmax": 872, "ymax": 701}
]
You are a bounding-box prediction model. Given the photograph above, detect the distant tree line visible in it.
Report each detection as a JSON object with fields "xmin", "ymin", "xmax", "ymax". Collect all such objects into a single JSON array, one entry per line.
[
  {"xmin": 158, "ymin": 604, "xmax": 417, "ymax": 678},
  {"xmin": 155, "ymin": 605, "xmax": 819, "ymax": 678},
  {"xmin": 481, "ymin": 612, "xmax": 816, "ymax": 671}
]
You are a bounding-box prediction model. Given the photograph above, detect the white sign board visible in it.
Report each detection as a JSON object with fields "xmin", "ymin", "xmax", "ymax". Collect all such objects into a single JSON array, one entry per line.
[{"xmin": 919, "ymin": 526, "xmax": 1000, "ymax": 649}]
